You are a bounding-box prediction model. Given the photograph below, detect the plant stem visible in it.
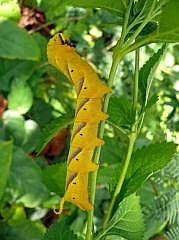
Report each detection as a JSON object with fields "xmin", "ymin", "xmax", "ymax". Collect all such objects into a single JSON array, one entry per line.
[
  {"xmin": 85, "ymin": 56, "xmax": 123, "ymax": 240},
  {"xmin": 85, "ymin": 1, "xmax": 133, "ymax": 238},
  {"xmin": 132, "ymin": 48, "xmax": 140, "ymax": 118},
  {"xmin": 103, "ymin": 48, "xmax": 140, "ymax": 228}
]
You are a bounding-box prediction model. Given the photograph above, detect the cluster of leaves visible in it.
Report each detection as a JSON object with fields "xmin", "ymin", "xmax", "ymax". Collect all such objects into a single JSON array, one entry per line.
[{"xmin": 0, "ymin": 0, "xmax": 178, "ymax": 240}]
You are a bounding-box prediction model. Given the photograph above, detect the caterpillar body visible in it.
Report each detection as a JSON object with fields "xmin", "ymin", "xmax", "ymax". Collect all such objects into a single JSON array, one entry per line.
[{"xmin": 47, "ymin": 33, "xmax": 111, "ymax": 213}]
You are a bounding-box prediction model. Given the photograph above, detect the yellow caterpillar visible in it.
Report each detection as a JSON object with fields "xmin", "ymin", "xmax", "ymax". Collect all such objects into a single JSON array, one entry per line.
[{"xmin": 47, "ymin": 33, "xmax": 111, "ymax": 213}]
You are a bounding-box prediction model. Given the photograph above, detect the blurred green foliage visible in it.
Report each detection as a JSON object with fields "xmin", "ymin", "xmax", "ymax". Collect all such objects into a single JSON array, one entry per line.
[{"xmin": 0, "ymin": 0, "xmax": 178, "ymax": 240}]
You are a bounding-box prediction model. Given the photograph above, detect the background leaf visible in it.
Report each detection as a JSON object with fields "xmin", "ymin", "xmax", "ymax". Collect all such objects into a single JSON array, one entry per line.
[
  {"xmin": 42, "ymin": 163, "xmax": 66, "ymax": 195},
  {"xmin": 2, "ymin": 110, "xmax": 26, "ymax": 145},
  {"xmin": 42, "ymin": 220, "xmax": 77, "ymax": 240},
  {"xmin": 0, "ymin": 19, "xmax": 40, "ymax": 60},
  {"xmin": 0, "ymin": 59, "xmax": 36, "ymax": 91},
  {"xmin": 8, "ymin": 79, "xmax": 33, "ymax": 114},
  {"xmin": 0, "ymin": 140, "xmax": 13, "ymax": 201},
  {"xmin": 8, "ymin": 147, "xmax": 50, "ymax": 207}
]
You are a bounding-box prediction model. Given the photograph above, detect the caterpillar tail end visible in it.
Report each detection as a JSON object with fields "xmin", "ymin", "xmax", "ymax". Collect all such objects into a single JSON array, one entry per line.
[{"xmin": 53, "ymin": 197, "xmax": 65, "ymax": 215}]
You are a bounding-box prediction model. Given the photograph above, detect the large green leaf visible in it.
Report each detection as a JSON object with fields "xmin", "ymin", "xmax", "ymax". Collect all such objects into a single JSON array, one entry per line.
[
  {"xmin": 42, "ymin": 163, "xmax": 66, "ymax": 195},
  {"xmin": 0, "ymin": 59, "xmax": 36, "ymax": 91},
  {"xmin": 8, "ymin": 147, "xmax": 50, "ymax": 207},
  {"xmin": 96, "ymin": 194, "xmax": 144, "ymax": 240},
  {"xmin": 42, "ymin": 220, "xmax": 77, "ymax": 240},
  {"xmin": 0, "ymin": 19, "xmax": 40, "ymax": 60},
  {"xmin": 8, "ymin": 79, "xmax": 33, "ymax": 114},
  {"xmin": 0, "ymin": 140, "xmax": 13, "ymax": 201},
  {"xmin": 121, "ymin": 142, "xmax": 176, "ymax": 198}
]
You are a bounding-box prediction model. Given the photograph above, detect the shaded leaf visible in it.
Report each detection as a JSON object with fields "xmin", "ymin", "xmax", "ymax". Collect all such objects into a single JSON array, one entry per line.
[
  {"xmin": 42, "ymin": 220, "xmax": 77, "ymax": 240},
  {"xmin": 97, "ymin": 163, "xmax": 122, "ymax": 192},
  {"xmin": 0, "ymin": 59, "xmax": 36, "ymax": 91},
  {"xmin": 8, "ymin": 147, "xmax": 50, "ymax": 207},
  {"xmin": 0, "ymin": 19, "xmax": 40, "ymax": 60},
  {"xmin": 0, "ymin": 140, "xmax": 13, "ymax": 201},
  {"xmin": 42, "ymin": 163, "xmax": 66, "ymax": 195},
  {"xmin": 0, "ymin": 221, "xmax": 45, "ymax": 240}
]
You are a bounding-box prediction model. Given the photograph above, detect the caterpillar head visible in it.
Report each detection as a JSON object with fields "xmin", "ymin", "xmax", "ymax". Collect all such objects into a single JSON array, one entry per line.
[{"xmin": 48, "ymin": 33, "xmax": 71, "ymax": 46}]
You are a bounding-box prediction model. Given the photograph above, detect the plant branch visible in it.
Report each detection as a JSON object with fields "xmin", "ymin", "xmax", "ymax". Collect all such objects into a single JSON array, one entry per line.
[
  {"xmin": 132, "ymin": 48, "xmax": 140, "ymax": 118},
  {"xmin": 103, "ymin": 47, "xmax": 140, "ymax": 227},
  {"xmin": 85, "ymin": 1, "xmax": 133, "ymax": 238}
]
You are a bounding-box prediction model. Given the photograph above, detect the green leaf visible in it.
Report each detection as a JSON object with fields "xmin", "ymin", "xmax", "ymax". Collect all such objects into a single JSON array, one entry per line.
[
  {"xmin": 2, "ymin": 110, "xmax": 26, "ymax": 145},
  {"xmin": 100, "ymin": 136, "xmax": 123, "ymax": 164},
  {"xmin": 135, "ymin": 0, "xmax": 179, "ymax": 46},
  {"xmin": 8, "ymin": 79, "xmax": 33, "ymax": 114},
  {"xmin": 97, "ymin": 163, "xmax": 122, "ymax": 192},
  {"xmin": 29, "ymin": 100, "xmax": 54, "ymax": 127},
  {"xmin": 0, "ymin": 59, "xmax": 36, "ymax": 91},
  {"xmin": 42, "ymin": 163, "xmax": 66, "ymax": 195},
  {"xmin": 0, "ymin": 140, "xmax": 13, "ymax": 201},
  {"xmin": 36, "ymin": 114, "xmax": 73, "ymax": 154},
  {"xmin": 108, "ymin": 96, "xmax": 132, "ymax": 127},
  {"xmin": 97, "ymin": 194, "xmax": 144, "ymax": 240},
  {"xmin": 8, "ymin": 147, "xmax": 50, "ymax": 207},
  {"xmin": 42, "ymin": 220, "xmax": 77, "ymax": 240},
  {"xmin": 0, "ymin": 19, "xmax": 40, "ymax": 60},
  {"xmin": 122, "ymin": 142, "xmax": 177, "ymax": 198},
  {"xmin": 0, "ymin": 221, "xmax": 45, "ymax": 240},
  {"xmin": 139, "ymin": 45, "xmax": 166, "ymax": 104}
]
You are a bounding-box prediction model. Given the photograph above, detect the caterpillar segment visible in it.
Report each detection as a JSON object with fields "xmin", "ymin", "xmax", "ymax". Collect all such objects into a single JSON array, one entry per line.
[{"xmin": 47, "ymin": 33, "xmax": 111, "ymax": 214}]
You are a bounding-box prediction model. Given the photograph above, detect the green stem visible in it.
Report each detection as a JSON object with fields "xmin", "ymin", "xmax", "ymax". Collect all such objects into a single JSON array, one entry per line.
[
  {"xmin": 85, "ymin": 56, "xmax": 123, "ymax": 240},
  {"xmin": 103, "ymin": 48, "xmax": 140, "ymax": 228},
  {"xmin": 85, "ymin": 1, "xmax": 133, "ymax": 238}
]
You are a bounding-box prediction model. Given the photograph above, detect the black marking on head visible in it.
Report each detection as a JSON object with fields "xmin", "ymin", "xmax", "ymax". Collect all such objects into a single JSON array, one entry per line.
[
  {"xmin": 59, "ymin": 33, "xmax": 65, "ymax": 45},
  {"xmin": 72, "ymin": 197, "xmax": 76, "ymax": 199}
]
